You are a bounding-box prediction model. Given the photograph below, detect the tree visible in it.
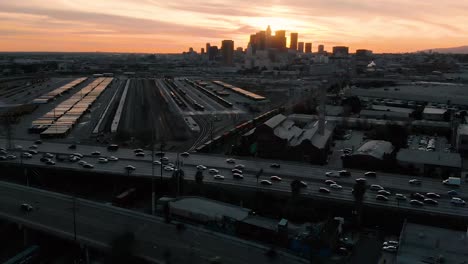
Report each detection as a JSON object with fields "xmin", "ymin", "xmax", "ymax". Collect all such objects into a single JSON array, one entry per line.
[{"xmin": 352, "ymin": 182, "xmax": 367, "ymax": 227}]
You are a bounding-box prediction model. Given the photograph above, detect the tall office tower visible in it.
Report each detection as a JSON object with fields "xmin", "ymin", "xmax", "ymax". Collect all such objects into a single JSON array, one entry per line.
[
  {"xmin": 332, "ymin": 46, "xmax": 349, "ymax": 57},
  {"xmin": 318, "ymin": 44, "xmax": 325, "ymax": 53},
  {"xmin": 256, "ymin": 31, "xmax": 266, "ymax": 50},
  {"xmin": 208, "ymin": 46, "xmax": 218, "ymax": 61},
  {"xmin": 206, "ymin": 43, "xmax": 211, "ymax": 55},
  {"xmin": 290, "ymin": 33, "xmax": 298, "ymax": 50},
  {"xmin": 297, "ymin": 42, "xmax": 304, "ymax": 53},
  {"xmin": 189, "ymin": 47, "xmax": 194, "ymax": 53},
  {"xmin": 249, "ymin": 34, "xmax": 257, "ymax": 50},
  {"xmin": 275, "ymin": 30, "xmax": 286, "ymax": 49},
  {"xmin": 305, "ymin": 43, "xmax": 312, "ymax": 53},
  {"xmin": 266, "ymin": 25, "xmax": 272, "ymax": 37},
  {"xmin": 201, "ymin": 48, "xmax": 205, "ymax": 55},
  {"xmin": 221, "ymin": 40, "xmax": 234, "ymax": 65}
]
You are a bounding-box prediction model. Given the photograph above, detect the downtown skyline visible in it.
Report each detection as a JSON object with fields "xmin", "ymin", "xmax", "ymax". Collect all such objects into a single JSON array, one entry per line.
[{"xmin": 1, "ymin": 0, "xmax": 468, "ymax": 53}]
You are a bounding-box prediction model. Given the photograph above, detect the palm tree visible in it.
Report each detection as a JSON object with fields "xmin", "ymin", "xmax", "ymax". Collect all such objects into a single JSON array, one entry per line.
[{"xmin": 352, "ymin": 181, "xmax": 367, "ymax": 227}]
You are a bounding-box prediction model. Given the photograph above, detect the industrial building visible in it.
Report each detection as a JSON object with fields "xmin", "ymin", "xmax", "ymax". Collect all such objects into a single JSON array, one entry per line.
[
  {"xmin": 423, "ymin": 107, "xmax": 447, "ymax": 121},
  {"xmin": 456, "ymin": 124, "xmax": 468, "ymax": 153},
  {"xmin": 396, "ymin": 149, "xmax": 462, "ymax": 177},
  {"xmin": 342, "ymin": 140, "xmax": 394, "ymax": 170}
]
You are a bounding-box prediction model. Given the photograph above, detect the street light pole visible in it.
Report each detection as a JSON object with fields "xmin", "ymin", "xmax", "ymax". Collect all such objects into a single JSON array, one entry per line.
[{"xmin": 151, "ymin": 133, "xmax": 155, "ymax": 215}]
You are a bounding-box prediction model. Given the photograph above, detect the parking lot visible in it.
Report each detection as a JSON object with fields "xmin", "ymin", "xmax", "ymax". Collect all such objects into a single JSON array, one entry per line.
[{"xmin": 406, "ymin": 135, "xmax": 450, "ymax": 152}]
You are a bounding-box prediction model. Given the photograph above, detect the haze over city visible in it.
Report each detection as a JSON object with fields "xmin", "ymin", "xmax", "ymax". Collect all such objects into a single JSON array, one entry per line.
[{"xmin": 1, "ymin": 0, "xmax": 468, "ymax": 53}]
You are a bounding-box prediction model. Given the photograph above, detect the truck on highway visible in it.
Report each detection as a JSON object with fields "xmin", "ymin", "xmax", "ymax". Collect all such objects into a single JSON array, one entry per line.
[{"xmin": 443, "ymin": 177, "xmax": 461, "ymax": 186}]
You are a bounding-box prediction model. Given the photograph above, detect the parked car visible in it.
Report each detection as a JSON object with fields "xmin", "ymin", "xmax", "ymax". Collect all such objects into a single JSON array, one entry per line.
[
  {"xmin": 155, "ymin": 151, "xmax": 165, "ymax": 157},
  {"xmin": 34, "ymin": 140, "xmax": 42, "ymax": 145},
  {"xmin": 326, "ymin": 171, "xmax": 340, "ymax": 178},
  {"xmin": 382, "ymin": 246, "xmax": 397, "ymax": 253},
  {"xmin": 383, "ymin": 241, "xmax": 399, "ymax": 247},
  {"xmin": 44, "ymin": 153, "xmax": 54, "ymax": 158},
  {"xmin": 68, "ymin": 144, "xmax": 77, "ymax": 149},
  {"xmin": 29, "ymin": 145, "xmax": 38, "ymax": 149},
  {"xmin": 22, "ymin": 152, "xmax": 33, "ymax": 158},
  {"xmin": 107, "ymin": 144, "xmax": 119, "ymax": 151},
  {"xmin": 6, "ymin": 154, "xmax": 16, "ymax": 160},
  {"xmin": 133, "ymin": 148, "xmax": 144, "ymax": 153},
  {"xmin": 232, "ymin": 169, "xmax": 242, "ymax": 174},
  {"xmin": 164, "ymin": 166, "xmax": 175, "ymax": 171},
  {"xmin": 27, "ymin": 150, "xmax": 38, "ymax": 155},
  {"xmin": 45, "ymin": 160, "xmax": 55, "ymax": 165},
  {"xmin": 299, "ymin": 181, "xmax": 308, "ymax": 188}
]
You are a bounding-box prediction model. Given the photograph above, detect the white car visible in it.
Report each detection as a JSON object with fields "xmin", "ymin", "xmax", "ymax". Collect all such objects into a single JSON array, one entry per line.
[
  {"xmin": 83, "ymin": 163, "xmax": 94, "ymax": 169},
  {"xmin": 226, "ymin": 158, "xmax": 235, "ymax": 164},
  {"xmin": 164, "ymin": 166, "xmax": 175, "ymax": 171},
  {"xmin": 214, "ymin": 174, "xmax": 225, "ymax": 180},
  {"xmin": 153, "ymin": 160, "xmax": 161, "ymax": 165},
  {"xmin": 270, "ymin": 176, "xmax": 282, "ymax": 181},
  {"xmin": 383, "ymin": 241, "xmax": 399, "ymax": 247},
  {"xmin": 234, "ymin": 164, "xmax": 245, "ymax": 170},
  {"xmin": 370, "ymin": 184, "xmax": 384, "ymax": 191},
  {"xmin": 197, "ymin": 165, "xmax": 207, "ymax": 170},
  {"xmin": 209, "ymin": 168, "xmax": 219, "ymax": 174},
  {"xmin": 98, "ymin": 157, "xmax": 108, "ymax": 163},
  {"xmin": 135, "ymin": 152, "xmax": 145, "ymax": 157},
  {"xmin": 330, "ymin": 183, "xmax": 343, "ymax": 189},
  {"xmin": 325, "ymin": 171, "xmax": 340, "ymax": 178},
  {"xmin": 29, "ymin": 145, "xmax": 38, "ymax": 149},
  {"xmin": 125, "ymin": 165, "xmax": 136, "ymax": 171},
  {"xmin": 78, "ymin": 160, "xmax": 87, "ymax": 166},
  {"xmin": 91, "ymin": 151, "xmax": 101, "ymax": 156},
  {"xmin": 109, "ymin": 156, "xmax": 119, "ymax": 161},
  {"xmin": 72, "ymin": 153, "xmax": 83, "ymax": 158},
  {"xmin": 22, "ymin": 152, "xmax": 33, "ymax": 158},
  {"xmin": 395, "ymin": 194, "xmax": 407, "ymax": 201},
  {"xmin": 451, "ymin": 197, "xmax": 466, "ymax": 206},
  {"xmin": 382, "ymin": 246, "xmax": 397, "ymax": 253}
]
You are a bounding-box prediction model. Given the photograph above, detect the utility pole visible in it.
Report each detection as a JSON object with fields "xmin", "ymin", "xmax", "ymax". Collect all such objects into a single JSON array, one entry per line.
[{"xmin": 151, "ymin": 119, "xmax": 156, "ymax": 215}]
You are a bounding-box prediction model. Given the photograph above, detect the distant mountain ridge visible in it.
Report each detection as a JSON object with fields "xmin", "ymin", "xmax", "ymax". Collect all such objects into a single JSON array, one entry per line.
[{"xmin": 420, "ymin": 46, "xmax": 468, "ymax": 54}]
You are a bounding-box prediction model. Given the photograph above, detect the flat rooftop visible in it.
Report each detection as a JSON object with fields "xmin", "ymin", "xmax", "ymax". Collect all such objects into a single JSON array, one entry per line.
[
  {"xmin": 397, "ymin": 222, "xmax": 468, "ymax": 264},
  {"xmin": 397, "ymin": 149, "xmax": 462, "ymax": 168}
]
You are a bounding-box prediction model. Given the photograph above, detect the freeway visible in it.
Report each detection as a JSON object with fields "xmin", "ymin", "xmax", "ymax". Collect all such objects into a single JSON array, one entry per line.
[
  {"xmin": 0, "ymin": 181, "xmax": 307, "ymax": 264},
  {"xmin": 1, "ymin": 139, "xmax": 467, "ymax": 218}
]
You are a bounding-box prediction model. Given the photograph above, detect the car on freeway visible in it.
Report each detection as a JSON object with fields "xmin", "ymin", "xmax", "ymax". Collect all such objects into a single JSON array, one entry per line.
[
  {"xmin": 395, "ymin": 194, "xmax": 407, "ymax": 201},
  {"xmin": 233, "ymin": 173, "xmax": 244, "ymax": 179},
  {"xmin": 152, "ymin": 160, "xmax": 161, "ymax": 165},
  {"xmin": 325, "ymin": 179, "xmax": 337, "ymax": 185},
  {"xmin": 270, "ymin": 176, "xmax": 282, "ymax": 181},
  {"xmin": 214, "ymin": 174, "xmax": 225, "ymax": 180},
  {"xmin": 29, "ymin": 145, "xmax": 38, "ymax": 149},
  {"xmin": 197, "ymin": 165, "xmax": 207, "ymax": 170},
  {"xmin": 7, "ymin": 154, "xmax": 16, "ymax": 160},
  {"xmin": 383, "ymin": 241, "xmax": 399, "ymax": 247},
  {"xmin": 109, "ymin": 156, "xmax": 119, "ymax": 161},
  {"xmin": 370, "ymin": 184, "xmax": 384, "ymax": 191},
  {"xmin": 409, "ymin": 199, "xmax": 424, "ymax": 206},
  {"xmin": 91, "ymin": 151, "xmax": 101, "ymax": 156},
  {"xmin": 181, "ymin": 152, "xmax": 190, "ymax": 157},
  {"xmin": 232, "ymin": 169, "xmax": 242, "ymax": 174},
  {"xmin": 447, "ymin": 190, "xmax": 458, "ymax": 196},
  {"xmin": 22, "ymin": 152, "xmax": 33, "ymax": 158},
  {"xmin": 364, "ymin": 171, "xmax": 377, "ymax": 177},
  {"xmin": 234, "ymin": 164, "xmax": 245, "ymax": 170},
  {"xmin": 378, "ymin": 190, "xmax": 391, "ymax": 196},
  {"xmin": 164, "ymin": 166, "xmax": 175, "ymax": 171},
  {"xmin": 155, "ymin": 151, "xmax": 165, "ymax": 157},
  {"xmin": 27, "ymin": 150, "xmax": 38, "ymax": 155},
  {"xmin": 34, "ymin": 140, "xmax": 42, "ymax": 145},
  {"xmin": 133, "ymin": 148, "xmax": 144, "ymax": 153},
  {"xmin": 226, "ymin": 158, "xmax": 235, "ymax": 163},
  {"xmin": 107, "ymin": 144, "xmax": 119, "ymax": 151},
  {"xmin": 450, "ymin": 197, "xmax": 466, "ymax": 207},
  {"xmin": 260, "ymin": 180, "xmax": 272, "ymax": 186},
  {"xmin": 135, "ymin": 152, "xmax": 145, "ymax": 157},
  {"xmin": 338, "ymin": 170, "xmax": 351, "ymax": 177},
  {"xmin": 125, "ymin": 165, "xmax": 136, "ymax": 171},
  {"xmin": 72, "ymin": 153, "xmax": 83, "ymax": 158},
  {"xmin": 408, "ymin": 179, "xmax": 422, "ymax": 185},
  {"xmin": 410, "ymin": 193, "xmax": 425, "ymax": 201},
  {"xmin": 376, "ymin": 195, "xmax": 389, "ymax": 201},
  {"xmin": 382, "ymin": 246, "xmax": 397, "ymax": 253},
  {"xmin": 167, "ymin": 163, "xmax": 175, "ymax": 168},
  {"xmin": 83, "ymin": 163, "xmax": 94, "ymax": 169},
  {"xmin": 43, "ymin": 153, "xmax": 54, "ymax": 158},
  {"xmin": 0, "ymin": 156, "xmax": 7, "ymax": 160},
  {"xmin": 21, "ymin": 203, "xmax": 34, "ymax": 212},
  {"xmin": 270, "ymin": 163, "xmax": 281, "ymax": 169},
  {"xmin": 69, "ymin": 156, "xmax": 80, "ymax": 162},
  {"xmin": 78, "ymin": 160, "xmax": 87, "ymax": 166},
  {"xmin": 68, "ymin": 144, "xmax": 77, "ymax": 150},
  {"xmin": 355, "ymin": 178, "xmax": 367, "ymax": 184},
  {"xmin": 45, "ymin": 160, "xmax": 55, "ymax": 165},
  {"xmin": 209, "ymin": 168, "xmax": 219, "ymax": 174},
  {"xmin": 0, "ymin": 150, "xmax": 6, "ymax": 155},
  {"xmin": 14, "ymin": 145, "xmax": 23, "ymax": 150},
  {"xmin": 425, "ymin": 192, "xmax": 440, "ymax": 199},
  {"xmin": 160, "ymin": 157, "xmax": 169, "ymax": 163},
  {"xmin": 424, "ymin": 198, "xmax": 438, "ymax": 205},
  {"xmin": 299, "ymin": 181, "xmax": 308, "ymax": 188},
  {"xmin": 325, "ymin": 171, "xmax": 340, "ymax": 178},
  {"xmin": 98, "ymin": 158, "xmax": 108, "ymax": 163},
  {"xmin": 40, "ymin": 157, "xmax": 50, "ymax": 162},
  {"xmin": 330, "ymin": 184, "xmax": 342, "ymax": 190},
  {"xmin": 319, "ymin": 187, "xmax": 331, "ymax": 194}
]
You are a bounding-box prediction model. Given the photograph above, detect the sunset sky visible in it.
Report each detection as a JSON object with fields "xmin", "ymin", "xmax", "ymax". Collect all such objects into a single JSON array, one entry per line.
[{"xmin": 1, "ymin": 0, "xmax": 468, "ymax": 53}]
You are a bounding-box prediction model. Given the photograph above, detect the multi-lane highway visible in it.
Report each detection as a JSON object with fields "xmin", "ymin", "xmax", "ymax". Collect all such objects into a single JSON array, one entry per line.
[
  {"xmin": 1, "ymin": 139, "xmax": 467, "ymax": 218},
  {"xmin": 0, "ymin": 181, "xmax": 307, "ymax": 264}
]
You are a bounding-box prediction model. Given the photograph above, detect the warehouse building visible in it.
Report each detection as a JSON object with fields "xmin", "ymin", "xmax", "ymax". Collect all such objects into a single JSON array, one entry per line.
[
  {"xmin": 456, "ymin": 124, "xmax": 468, "ymax": 154},
  {"xmin": 342, "ymin": 140, "xmax": 394, "ymax": 170},
  {"xmin": 396, "ymin": 149, "xmax": 462, "ymax": 177}
]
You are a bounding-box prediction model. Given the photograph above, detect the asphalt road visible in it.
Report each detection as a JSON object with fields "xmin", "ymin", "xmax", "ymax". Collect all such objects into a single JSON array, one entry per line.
[
  {"xmin": 0, "ymin": 181, "xmax": 307, "ymax": 264},
  {"xmin": 1, "ymin": 139, "xmax": 467, "ymax": 218}
]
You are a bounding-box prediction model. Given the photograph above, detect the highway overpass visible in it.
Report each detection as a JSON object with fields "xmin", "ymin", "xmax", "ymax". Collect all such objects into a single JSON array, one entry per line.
[
  {"xmin": 1, "ymin": 139, "xmax": 467, "ymax": 219},
  {"xmin": 0, "ymin": 180, "xmax": 307, "ymax": 264}
]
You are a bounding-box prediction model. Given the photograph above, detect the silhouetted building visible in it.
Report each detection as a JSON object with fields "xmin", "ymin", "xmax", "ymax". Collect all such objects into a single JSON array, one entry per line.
[
  {"xmin": 221, "ymin": 40, "xmax": 234, "ymax": 65},
  {"xmin": 318, "ymin": 45, "xmax": 325, "ymax": 54},
  {"xmin": 305, "ymin": 43, "xmax": 312, "ymax": 53},
  {"xmin": 297, "ymin": 42, "xmax": 304, "ymax": 53},
  {"xmin": 206, "ymin": 43, "xmax": 211, "ymax": 54},
  {"xmin": 332, "ymin": 46, "xmax": 349, "ymax": 57},
  {"xmin": 208, "ymin": 46, "xmax": 218, "ymax": 61},
  {"xmin": 236, "ymin": 47, "xmax": 243, "ymax": 52},
  {"xmin": 201, "ymin": 48, "xmax": 205, "ymax": 55},
  {"xmin": 275, "ymin": 30, "xmax": 286, "ymax": 50},
  {"xmin": 189, "ymin": 47, "xmax": 194, "ymax": 53},
  {"xmin": 290, "ymin": 33, "xmax": 298, "ymax": 50}
]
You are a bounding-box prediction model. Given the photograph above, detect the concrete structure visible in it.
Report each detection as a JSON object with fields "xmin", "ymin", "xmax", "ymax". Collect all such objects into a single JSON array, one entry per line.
[
  {"xmin": 332, "ymin": 46, "xmax": 349, "ymax": 57},
  {"xmin": 397, "ymin": 222, "xmax": 468, "ymax": 264},
  {"xmin": 456, "ymin": 124, "xmax": 468, "ymax": 153},
  {"xmin": 244, "ymin": 114, "xmax": 334, "ymax": 164},
  {"xmin": 318, "ymin": 45, "xmax": 325, "ymax": 54},
  {"xmin": 305, "ymin": 43, "xmax": 312, "ymax": 53},
  {"xmin": 221, "ymin": 40, "xmax": 234, "ymax": 66},
  {"xmin": 342, "ymin": 140, "xmax": 394, "ymax": 170},
  {"xmin": 396, "ymin": 149, "xmax": 462, "ymax": 177},
  {"xmin": 297, "ymin": 42, "xmax": 304, "ymax": 53},
  {"xmin": 290, "ymin": 33, "xmax": 298, "ymax": 50},
  {"xmin": 423, "ymin": 107, "xmax": 447, "ymax": 121}
]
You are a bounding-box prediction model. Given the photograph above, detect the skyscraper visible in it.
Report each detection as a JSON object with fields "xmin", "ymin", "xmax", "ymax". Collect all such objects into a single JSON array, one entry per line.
[
  {"xmin": 201, "ymin": 48, "xmax": 205, "ymax": 55},
  {"xmin": 318, "ymin": 44, "xmax": 325, "ymax": 54},
  {"xmin": 290, "ymin": 33, "xmax": 298, "ymax": 50},
  {"xmin": 208, "ymin": 46, "xmax": 218, "ymax": 61},
  {"xmin": 275, "ymin": 30, "xmax": 286, "ymax": 50},
  {"xmin": 221, "ymin": 40, "xmax": 234, "ymax": 65},
  {"xmin": 305, "ymin": 43, "xmax": 312, "ymax": 53},
  {"xmin": 206, "ymin": 43, "xmax": 211, "ymax": 55},
  {"xmin": 332, "ymin": 46, "xmax": 349, "ymax": 57},
  {"xmin": 298, "ymin": 42, "xmax": 304, "ymax": 53}
]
